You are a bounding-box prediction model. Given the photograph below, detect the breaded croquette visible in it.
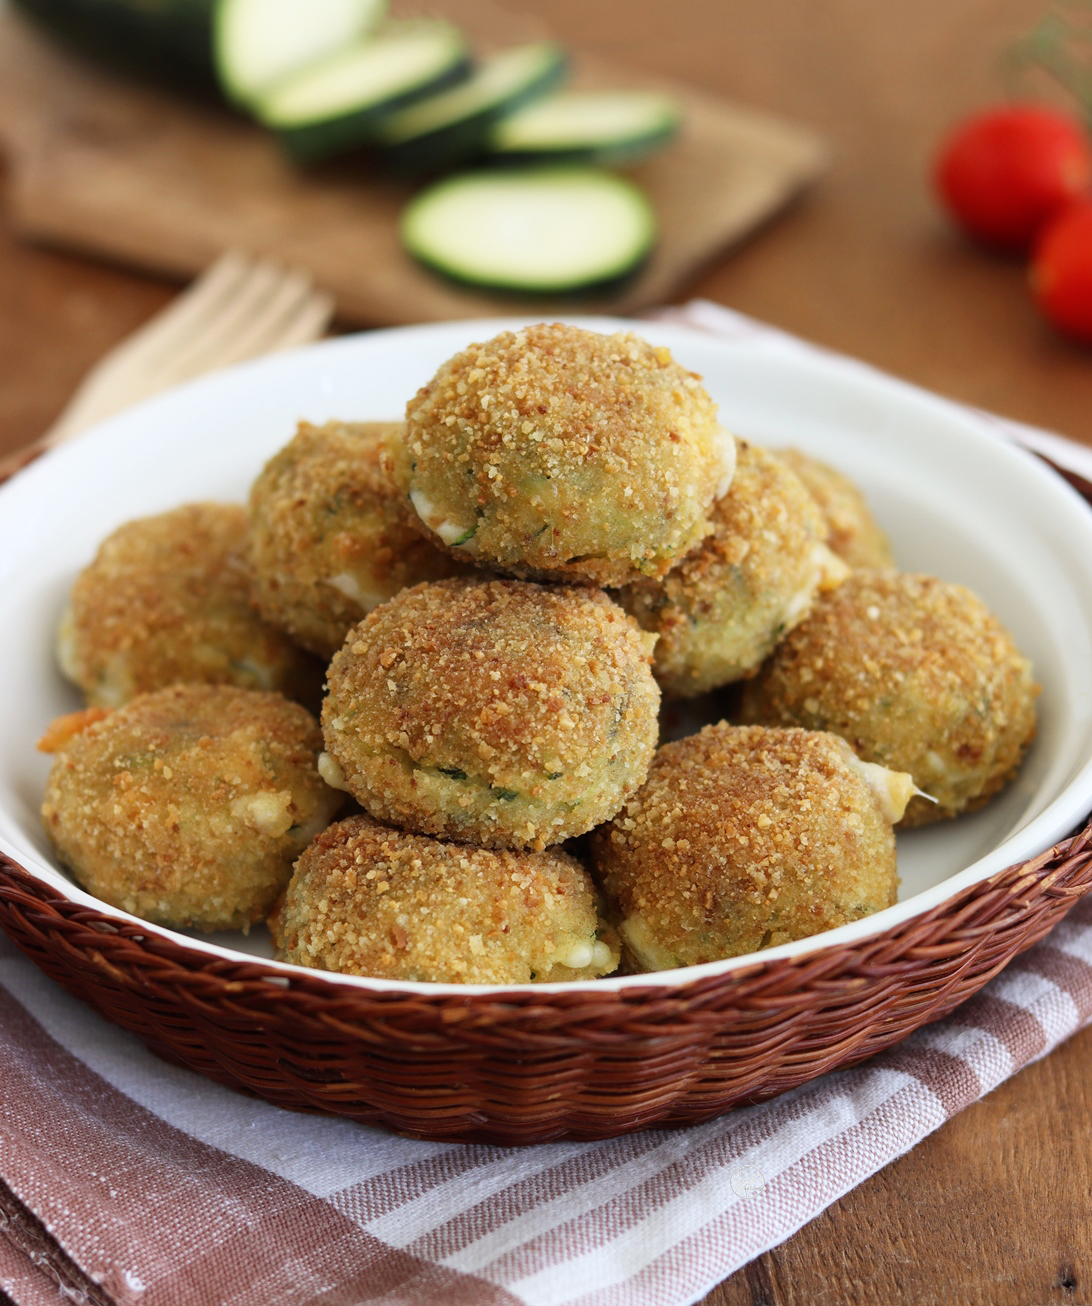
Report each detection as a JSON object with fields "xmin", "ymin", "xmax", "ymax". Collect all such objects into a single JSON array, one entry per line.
[
  {"xmin": 590, "ymin": 724, "xmax": 912, "ymax": 970},
  {"xmin": 272, "ymin": 814, "xmax": 620, "ymax": 983},
  {"xmin": 248, "ymin": 420, "xmax": 467, "ymax": 658},
  {"xmin": 40, "ymin": 684, "xmax": 343, "ymax": 931},
  {"xmin": 776, "ymin": 448, "xmax": 895, "ymax": 570},
  {"xmin": 57, "ymin": 502, "xmax": 319, "ymax": 708},
  {"xmin": 739, "ymin": 572, "xmax": 1038, "ymax": 825},
  {"xmin": 395, "ymin": 323, "xmax": 733, "ymax": 587},
  {"xmin": 321, "ymin": 578, "xmax": 660, "ymax": 849},
  {"xmin": 619, "ymin": 441, "xmax": 848, "ymax": 697}
]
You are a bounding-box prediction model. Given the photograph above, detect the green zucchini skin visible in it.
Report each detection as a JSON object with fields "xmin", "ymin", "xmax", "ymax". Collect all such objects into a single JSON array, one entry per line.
[
  {"xmin": 255, "ymin": 23, "xmax": 475, "ymax": 165},
  {"xmin": 486, "ymin": 91, "xmax": 682, "ymax": 169},
  {"xmin": 272, "ymin": 57, "xmax": 472, "ymax": 163},
  {"xmin": 11, "ymin": 0, "xmax": 219, "ymax": 97},
  {"xmin": 486, "ymin": 120, "xmax": 678, "ymax": 169},
  {"xmin": 377, "ymin": 42, "xmax": 569, "ymax": 177},
  {"xmin": 411, "ymin": 252, "xmax": 651, "ymax": 300}
]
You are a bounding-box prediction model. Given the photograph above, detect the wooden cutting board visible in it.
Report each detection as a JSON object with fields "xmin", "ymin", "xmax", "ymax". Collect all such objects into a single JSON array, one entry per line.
[{"xmin": 0, "ymin": 2, "xmax": 826, "ymax": 325}]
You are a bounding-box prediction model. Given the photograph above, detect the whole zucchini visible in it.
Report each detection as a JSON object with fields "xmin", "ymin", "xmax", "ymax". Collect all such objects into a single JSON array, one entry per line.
[{"xmin": 11, "ymin": 0, "xmax": 219, "ymax": 97}]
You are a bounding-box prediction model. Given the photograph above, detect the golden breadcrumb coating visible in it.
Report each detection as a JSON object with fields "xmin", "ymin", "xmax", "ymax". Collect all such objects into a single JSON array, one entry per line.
[
  {"xmin": 321, "ymin": 578, "xmax": 660, "ymax": 849},
  {"xmin": 396, "ymin": 323, "xmax": 731, "ymax": 586},
  {"xmin": 40, "ymin": 684, "xmax": 343, "ymax": 931},
  {"xmin": 776, "ymin": 448, "xmax": 895, "ymax": 570},
  {"xmin": 739, "ymin": 572, "xmax": 1039, "ymax": 826},
  {"xmin": 590, "ymin": 724, "xmax": 908, "ymax": 970},
  {"xmin": 619, "ymin": 441, "xmax": 848, "ymax": 697},
  {"xmin": 248, "ymin": 420, "xmax": 468, "ymax": 658},
  {"xmin": 273, "ymin": 814, "xmax": 620, "ymax": 984},
  {"xmin": 57, "ymin": 502, "xmax": 320, "ymax": 708}
]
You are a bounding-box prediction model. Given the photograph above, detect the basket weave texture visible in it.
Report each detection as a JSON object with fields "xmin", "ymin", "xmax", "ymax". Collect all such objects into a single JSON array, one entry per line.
[{"xmin": 3, "ymin": 822, "xmax": 1091, "ymax": 1145}]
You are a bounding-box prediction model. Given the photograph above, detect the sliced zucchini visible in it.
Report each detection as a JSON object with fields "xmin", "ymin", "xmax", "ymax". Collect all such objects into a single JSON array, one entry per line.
[
  {"xmin": 376, "ymin": 41, "xmax": 568, "ymax": 174},
  {"xmin": 215, "ymin": 0, "xmax": 386, "ymax": 105},
  {"xmin": 255, "ymin": 22, "xmax": 472, "ymax": 163},
  {"xmin": 488, "ymin": 91, "xmax": 681, "ymax": 168},
  {"xmin": 401, "ymin": 167, "xmax": 655, "ymax": 293}
]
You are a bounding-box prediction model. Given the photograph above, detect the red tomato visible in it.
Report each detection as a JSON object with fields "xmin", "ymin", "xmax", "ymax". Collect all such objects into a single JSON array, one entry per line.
[
  {"xmin": 1031, "ymin": 199, "xmax": 1092, "ymax": 342},
  {"xmin": 934, "ymin": 104, "xmax": 1091, "ymax": 251}
]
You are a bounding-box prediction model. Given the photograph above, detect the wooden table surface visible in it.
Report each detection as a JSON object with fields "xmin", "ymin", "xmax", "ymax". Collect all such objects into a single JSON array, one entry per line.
[{"xmin": 1, "ymin": 0, "xmax": 1091, "ymax": 1301}]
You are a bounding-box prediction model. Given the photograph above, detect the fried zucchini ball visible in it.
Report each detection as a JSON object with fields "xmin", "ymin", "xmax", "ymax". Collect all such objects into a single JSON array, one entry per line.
[
  {"xmin": 739, "ymin": 572, "xmax": 1039, "ymax": 826},
  {"xmin": 272, "ymin": 815, "xmax": 620, "ymax": 984},
  {"xmin": 776, "ymin": 448, "xmax": 895, "ymax": 570},
  {"xmin": 590, "ymin": 724, "xmax": 912, "ymax": 971},
  {"xmin": 39, "ymin": 685, "xmax": 343, "ymax": 932},
  {"xmin": 619, "ymin": 441, "xmax": 849, "ymax": 698},
  {"xmin": 57, "ymin": 502, "xmax": 319, "ymax": 708},
  {"xmin": 321, "ymin": 578, "xmax": 660, "ymax": 849},
  {"xmin": 248, "ymin": 420, "xmax": 468, "ymax": 658},
  {"xmin": 396, "ymin": 323, "xmax": 733, "ymax": 587}
]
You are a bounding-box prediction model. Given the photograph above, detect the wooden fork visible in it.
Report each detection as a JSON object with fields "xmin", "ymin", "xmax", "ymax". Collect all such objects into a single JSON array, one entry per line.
[{"xmin": 0, "ymin": 251, "xmax": 335, "ymax": 483}]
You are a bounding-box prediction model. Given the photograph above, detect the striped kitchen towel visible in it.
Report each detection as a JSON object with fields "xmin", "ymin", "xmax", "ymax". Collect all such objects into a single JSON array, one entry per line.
[
  {"xmin": 3, "ymin": 903, "xmax": 1092, "ymax": 1306},
  {"xmin": 4, "ymin": 302, "xmax": 1092, "ymax": 1306}
]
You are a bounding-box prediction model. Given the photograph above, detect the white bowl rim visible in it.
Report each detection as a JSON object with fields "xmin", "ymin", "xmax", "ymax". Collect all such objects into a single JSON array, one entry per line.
[{"xmin": 3, "ymin": 314, "xmax": 1092, "ymax": 998}]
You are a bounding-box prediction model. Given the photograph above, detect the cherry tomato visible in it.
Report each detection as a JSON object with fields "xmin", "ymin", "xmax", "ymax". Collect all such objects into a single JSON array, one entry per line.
[
  {"xmin": 934, "ymin": 104, "xmax": 1091, "ymax": 251},
  {"xmin": 1031, "ymin": 199, "xmax": 1092, "ymax": 342}
]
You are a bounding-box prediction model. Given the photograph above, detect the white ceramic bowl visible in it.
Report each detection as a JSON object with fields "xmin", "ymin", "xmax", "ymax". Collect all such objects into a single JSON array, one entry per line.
[{"xmin": 3, "ymin": 316, "xmax": 1092, "ymax": 996}]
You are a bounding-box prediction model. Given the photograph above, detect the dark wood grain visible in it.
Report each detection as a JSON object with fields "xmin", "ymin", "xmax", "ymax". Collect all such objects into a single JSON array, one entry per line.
[
  {"xmin": 703, "ymin": 1024, "xmax": 1092, "ymax": 1306},
  {"xmin": 1, "ymin": 0, "xmax": 1090, "ymax": 1297}
]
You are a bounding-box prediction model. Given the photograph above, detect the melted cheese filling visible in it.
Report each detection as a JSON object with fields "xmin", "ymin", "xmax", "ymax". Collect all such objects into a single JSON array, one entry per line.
[
  {"xmin": 408, "ymin": 488, "xmax": 477, "ymax": 548},
  {"xmin": 619, "ymin": 912, "xmax": 679, "ymax": 972},
  {"xmin": 326, "ymin": 571, "xmax": 387, "ymax": 612},
  {"xmin": 552, "ymin": 937, "xmax": 614, "ymax": 971},
  {"xmin": 317, "ymin": 750, "xmax": 352, "ymax": 793},
  {"xmin": 838, "ymin": 745, "xmax": 916, "ymax": 824},
  {"xmin": 714, "ymin": 427, "xmax": 738, "ymax": 500}
]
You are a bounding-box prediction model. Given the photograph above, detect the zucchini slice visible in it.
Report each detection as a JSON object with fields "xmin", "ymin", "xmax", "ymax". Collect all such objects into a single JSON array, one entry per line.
[
  {"xmin": 488, "ymin": 91, "xmax": 681, "ymax": 167},
  {"xmin": 401, "ymin": 167, "xmax": 655, "ymax": 293},
  {"xmin": 255, "ymin": 22, "xmax": 472, "ymax": 163},
  {"xmin": 376, "ymin": 40, "xmax": 568, "ymax": 175},
  {"xmin": 215, "ymin": 0, "xmax": 386, "ymax": 105}
]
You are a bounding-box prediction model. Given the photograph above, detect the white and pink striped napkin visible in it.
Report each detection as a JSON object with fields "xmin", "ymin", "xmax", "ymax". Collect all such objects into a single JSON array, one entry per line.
[
  {"xmin": 3, "ymin": 303, "xmax": 1092, "ymax": 1306},
  {"xmin": 3, "ymin": 905, "xmax": 1092, "ymax": 1306}
]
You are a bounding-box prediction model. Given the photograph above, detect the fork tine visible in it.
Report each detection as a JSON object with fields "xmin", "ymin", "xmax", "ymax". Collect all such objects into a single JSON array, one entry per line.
[
  {"xmin": 265, "ymin": 291, "xmax": 337, "ymax": 354},
  {"xmin": 138, "ymin": 260, "xmax": 305, "ymax": 390},
  {"xmin": 96, "ymin": 251, "xmax": 255, "ymax": 374},
  {"xmin": 189, "ymin": 268, "xmax": 326, "ymax": 370},
  {"xmin": 35, "ymin": 252, "xmax": 335, "ymax": 455},
  {"xmin": 75, "ymin": 266, "xmax": 331, "ymax": 418},
  {"xmin": 42, "ymin": 252, "xmax": 258, "ymax": 442}
]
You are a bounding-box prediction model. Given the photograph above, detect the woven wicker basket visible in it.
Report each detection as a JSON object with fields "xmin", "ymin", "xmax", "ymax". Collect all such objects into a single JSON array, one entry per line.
[
  {"xmin": 4, "ymin": 320, "xmax": 1092, "ymax": 1145},
  {"xmin": 3, "ymin": 826, "xmax": 1091, "ymax": 1145}
]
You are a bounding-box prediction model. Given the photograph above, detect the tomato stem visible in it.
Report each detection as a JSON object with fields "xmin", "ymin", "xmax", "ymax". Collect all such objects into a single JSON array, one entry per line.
[{"xmin": 1005, "ymin": 2, "xmax": 1092, "ymax": 122}]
